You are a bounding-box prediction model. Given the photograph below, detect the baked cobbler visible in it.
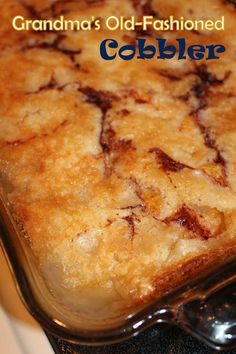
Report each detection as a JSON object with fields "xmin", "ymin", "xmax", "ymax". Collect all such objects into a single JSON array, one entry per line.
[{"xmin": 0, "ymin": 0, "xmax": 236, "ymax": 313}]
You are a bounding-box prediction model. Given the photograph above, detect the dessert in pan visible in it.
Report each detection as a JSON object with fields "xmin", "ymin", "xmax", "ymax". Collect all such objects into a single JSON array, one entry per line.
[{"xmin": 0, "ymin": 0, "xmax": 236, "ymax": 320}]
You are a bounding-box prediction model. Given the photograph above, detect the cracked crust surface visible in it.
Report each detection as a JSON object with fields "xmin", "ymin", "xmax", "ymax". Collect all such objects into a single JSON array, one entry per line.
[{"xmin": 0, "ymin": 0, "xmax": 236, "ymax": 313}]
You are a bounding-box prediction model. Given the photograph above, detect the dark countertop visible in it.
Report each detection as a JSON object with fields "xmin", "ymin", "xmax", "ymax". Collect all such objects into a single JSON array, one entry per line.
[{"xmin": 46, "ymin": 325, "xmax": 236, "ymax": 354}]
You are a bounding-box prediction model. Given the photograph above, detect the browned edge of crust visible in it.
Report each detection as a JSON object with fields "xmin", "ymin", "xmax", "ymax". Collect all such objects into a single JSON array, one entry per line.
[{"xmin": 134, "ymin": 243, "xmax": 236, "ymax": 307}]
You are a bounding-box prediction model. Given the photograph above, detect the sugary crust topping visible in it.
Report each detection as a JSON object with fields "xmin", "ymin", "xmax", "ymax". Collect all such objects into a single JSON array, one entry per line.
[{"xmin": 0, "ymin": 0, "xmax": 236, "ymax": 311}]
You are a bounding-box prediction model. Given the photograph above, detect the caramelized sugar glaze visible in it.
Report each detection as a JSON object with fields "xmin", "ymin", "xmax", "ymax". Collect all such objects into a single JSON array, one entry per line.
[{"xmin": 0, "ymin": 0, "xmax": 236, "ymax": 312}]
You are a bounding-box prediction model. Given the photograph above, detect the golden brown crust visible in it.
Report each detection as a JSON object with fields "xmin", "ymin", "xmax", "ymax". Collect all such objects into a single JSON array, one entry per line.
[
  {"xmin": 0, "ymin": 0, "xmax": 236, "ymax": 312},
  {"xmin": 149, "ymin": 243, "xmax": 236, "ymax": 302}
]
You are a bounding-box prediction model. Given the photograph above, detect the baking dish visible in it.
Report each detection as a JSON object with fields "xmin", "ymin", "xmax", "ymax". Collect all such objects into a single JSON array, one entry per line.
[{"xmin": 0, "ymin": 187, "xmax": 236, "ymax": 351}]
